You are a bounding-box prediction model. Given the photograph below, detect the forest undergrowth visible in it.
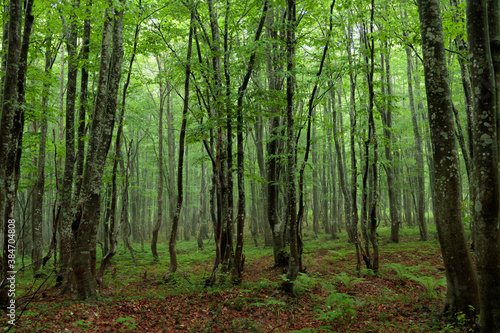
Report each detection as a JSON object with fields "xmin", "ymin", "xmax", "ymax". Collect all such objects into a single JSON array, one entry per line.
[{"xmin": 1, "ymin": 225, "xmax": 476, "ymax": 332}]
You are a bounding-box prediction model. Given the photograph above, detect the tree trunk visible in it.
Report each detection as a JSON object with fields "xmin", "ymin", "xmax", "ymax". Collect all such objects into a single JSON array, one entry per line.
[
  {"xmin": 381, "ymin": 43, "xmax": 401, "ymax": 243},
  {"xmin": 417, "ymin": 0, "xmax": 479, "ymax": 316},
  {"xmin": 346, "ymin": 22, "xmax": 361, "ymax": 270},
  {"xmin": 151, "ymin": 58, "xmax": 165, "ymax": 260},
  {"xmin": 405, "ymin": 42, "xmax": 427, "ymax": 241},
  {"xmin": 487, "ymin": 0, "xmax": 500, "ymax": 150},
  {"xmin": 466, "ymin": 0, "xmax": 500, "ymax": 330},
  {"xmin": 96, "ymin": 21, "xmax": 139, "ymax": 283},
  {"xmin": 164, "ymin": 9, "xmax": 193, "ymax": 282},
  {"xmin": 71, "ymin": 3, "xmax": 124, "ymax": 299},
  {"xmin": 0, "ymin": 0, "xmax": 30, "ymax": 306},
  {"xmin": 75, "ymin": 0, "xmax": 91, "ymax": 199},
  {"xmin": 282, "ymin": 0, "xmax": 299, "ymax": 294},
  {"xmin": 231, "ymin": 0, "xmax": 268, "ymax": 284},
  {"xmin": 265, "ymin": 4, "xmax": 288, "ymax": 267},
  {"xmin": 31, "ymin": 38, "xmax": 52, "ymax": 276},
  {"xmin": 205, "ymin": 0, "xmax": 226, "ymax": 287},
  {"xmin": 59, "ymin": 5, "xmax": 81, "ymax": 290}
]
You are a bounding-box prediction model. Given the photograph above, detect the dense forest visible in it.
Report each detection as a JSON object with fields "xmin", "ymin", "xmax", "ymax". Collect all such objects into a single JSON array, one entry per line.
[{"xmin": 0, "ymin": 0, "xmax": 499, "ymax": 331}]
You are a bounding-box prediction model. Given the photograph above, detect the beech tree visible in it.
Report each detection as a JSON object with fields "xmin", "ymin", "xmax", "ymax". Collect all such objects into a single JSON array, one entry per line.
[
  {"xmin": 417, "ymin": 0, "xmax": 479, "ymax": 316},
  {"xmin": 71, "ymin": 0, "xmax": 124, "ymax": 299},
  {"xmin": 0, "ymin": 0, "xmax": 34, "ymax": 305},
  {"xmin": 466, "ymin": 0, "xmax": 500, "ymax": 330}
]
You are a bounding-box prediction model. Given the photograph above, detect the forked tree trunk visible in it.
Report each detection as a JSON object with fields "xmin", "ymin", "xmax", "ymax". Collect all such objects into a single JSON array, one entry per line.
[{"xmin": 71, "ymin": 3, "xmax": 123, "ymax": 299}]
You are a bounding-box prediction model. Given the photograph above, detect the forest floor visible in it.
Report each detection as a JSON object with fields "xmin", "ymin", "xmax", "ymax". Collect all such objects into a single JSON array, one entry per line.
[{"xmin": 1, "ymin": 225, "xmax": 477, "ymax": 332}]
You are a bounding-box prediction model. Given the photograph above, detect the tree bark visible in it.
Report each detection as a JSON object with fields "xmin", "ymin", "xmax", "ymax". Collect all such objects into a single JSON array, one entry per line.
[
  {"xmin": 59, "ymin": 3, "xmax": 80, "ymax": 290},
  {"xmin": 417, "ymin": 0, "xmax": 479, "ymax": 316},
  {"xmin": 265, "ymin": 4, "xmax": 288, "ymax": 267},
  {"xmin": 71, "ymin": 2, "xmax": 123, "ymax": 299},
  {"xmin": 0, "ymin": 0, "xmax": 24, "ymax": 307},
  {"xmin": 380, "ymin": 44, "xmax": 401, "ymax": 243},
  {"xmin": 96, "ymin": 20, "xmax": 139, "ymax": 284},
  {"xmin": 164, "ymin": 8, "xmax": 194, "ymax": 282},
  {"xmin": 151, "ymin": 58, "xmax": 165, "ymax": 260},
  {"xmin": 31, "ymin": 39, "xmax": 52, "ymax": 276},
  {"xmin": 282, "ymin": 0, "xmax": 298, "ymax": 294},
  {"xmin": 405, "ymin": 41, "xmax": 427, "ymax": 241},
  {"xmin": 466, "ymin": 0, "xmax": 500, "ymax": 330}
]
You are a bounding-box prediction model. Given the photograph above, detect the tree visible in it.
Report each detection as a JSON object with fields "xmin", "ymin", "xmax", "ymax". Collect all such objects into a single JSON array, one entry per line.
[
  {"xmin": 282, "ymin": 0, "xmax": 298, "ymax": 293},
  {"xmin": 466, "ymin": 0, "xmax": 500, "ymax": 330},
  {"xmin": 71, "ymin": 0, "xmax": 124, "ymax": 299},
  {"xmin": 230, "ymin": 0, "xmax": 269, "ymax": 284},
  {"xmin": 405, "ymin": 40, "xmax": 427, "ymax": 242},
  {"xmin": 164, "ymin": 6, "xmax": 194, "ymax": 282},
  {"xmin": 416, "ymin": 0, "xmax": 479, "ymax": 316},
  {"xmin": 0, "ymin": 0, "xmax": 34, "ymax": 303},
  {"xmin": 58, "ymin": 0, "xmax": 80, "ymax": 290},
  {"xmin": 31, "ymin": 36, "xmax": 55, "ymax": 277},
  {"xmin": 265, "ymin": 4, "xmax": 288, "ymax": 268},
  {"xmin": 380, "ymin": 42, "xmax": 401, "ymax": 243}
]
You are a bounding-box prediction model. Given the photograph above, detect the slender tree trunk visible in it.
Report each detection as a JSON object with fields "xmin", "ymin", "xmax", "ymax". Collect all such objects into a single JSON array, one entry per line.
[
  {"xmin": 151, "ymin": 61, "xmax": 165, "ymax": 260},
  {"xmin": 380, "ymin": 44, "xmax": 401, "ymax": 243},
  {"xmin": 366, "ymin": 2, "xmax": 379, "ymax": 272},
  {"xmin": 330, "ymin": 90, "xmax": 351, "ymax": 238},
  {"xmin": 31, "ymin": 39, "xmax": 52, "ymax": 276},
  {"xmin": 282, "ymin": 0, "xmax": 299, "ymax": 294},
  {"xmin": 205, "ymin": 0, "xmax": 226, "ymax": 287},
  {"xmin": 96, "ymin": 21, "xmax": 139, "ymax": 283},
  {"xmin": 405, "ymin": 42, "xmax": 427, "ymax": 241},
  {"xmin": 312, "ymin": 134, "xmax": 319, "ymax": 236},
  {"xmin": 346, "ymin": 22, "xmax": 361, "ymax": 270},
  {"xmin": 75, "ymin": 0, "xmax": 91, "ymax": 199},
  {"xmin": 265, "ymin": 5, "xmax": 288, "ymax": 267},
  {"xmin": 164, "ymin": 9, "xmax": 193, "ymax": 282}
]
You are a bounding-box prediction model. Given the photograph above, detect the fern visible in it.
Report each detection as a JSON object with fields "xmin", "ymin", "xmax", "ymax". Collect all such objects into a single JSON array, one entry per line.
[
  {"xmin": 409, "ymin": 275, "xmax": 446, "ymax": 297},
  {"xmin": 334, "ymin": 272, "xmax": 366, "ymax": 292},
  {"xmin": 386, "ymin": 263, "xmax": 420, "ymax": 280}
]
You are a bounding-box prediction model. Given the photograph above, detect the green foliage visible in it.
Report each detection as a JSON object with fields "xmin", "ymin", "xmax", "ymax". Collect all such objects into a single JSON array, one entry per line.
[
  {"xmin": 328, "ymin": 249, "xmax": 347, "ymax": 261},
  {"xmin": 294, "ymin": 272, "xmax": 319, "ymax": 294},
  {"xmin": 386, "ymin": 263, "xmax": 421, "ymax": 280},
  {"xmin": 409, "ymin": 276, "xmax": 446, "ymax": 298},
  {"xmin": 231, "ymin": 317, "xmax": 263, "ymax": 332},
  {"xmin": 333, "ymin": 272, "xmax": 366, "ymax": 292},
  {"xmin": 72, "ymin": 319, "xmax": 91, "ymax": 330},
  {"xmin": 440, "ymin": 306, "xmax": 478, "ymax": 332},
  {"xmin": 386, "ymin": 262, "xmax": 445, "ymax": 298},
  {"xmin": 115, "ymin": 316, "xmax": 138, "ymax": 331},
  {"xmin": 317, "ymin": 292, "xmax": 360, "ymax": 324},
  {"xmin": 359, "ymin": 268, "xmax": 377, "ymax": 277}
]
